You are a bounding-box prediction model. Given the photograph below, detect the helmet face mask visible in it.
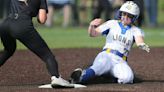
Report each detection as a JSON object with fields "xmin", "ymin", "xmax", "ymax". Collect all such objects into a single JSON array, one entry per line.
[{"xmin": 121, "ymin": 12, "xmax": 135, "ymax": 19}]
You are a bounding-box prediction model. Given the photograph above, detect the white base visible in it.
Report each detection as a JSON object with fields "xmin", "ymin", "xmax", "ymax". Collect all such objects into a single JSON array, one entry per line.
[{"xmin": 38, "ymin": 83, "xmax": 86, "ymax": 88}]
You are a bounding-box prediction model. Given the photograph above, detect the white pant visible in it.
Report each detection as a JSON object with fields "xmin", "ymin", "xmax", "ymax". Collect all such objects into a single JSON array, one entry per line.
[{"xmin": 90, "ymin": 51, "xmax": 134, "ymax": 84}]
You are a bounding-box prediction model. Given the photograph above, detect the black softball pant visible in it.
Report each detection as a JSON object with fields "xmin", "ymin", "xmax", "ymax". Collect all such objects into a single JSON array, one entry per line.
[{"xmin": 0, "ymin": 15, "xmax": 59, "ymax": 77}]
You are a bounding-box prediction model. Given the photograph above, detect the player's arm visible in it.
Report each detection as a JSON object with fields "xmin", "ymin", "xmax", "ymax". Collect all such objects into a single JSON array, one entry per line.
[
  {"xmin": 135, "ymin": 36, "xmax": 150, "ymax": 53},
  {"xmin": 37, "ymin": 0, "xmax": 48, "ymax": 24},
  {"xmin": 37, "ymin": 9, "xmax": 47, "ymax": 24},
  {"xmin": 88, "ymin": 18, "xmax": 103, "ymax": 37}
]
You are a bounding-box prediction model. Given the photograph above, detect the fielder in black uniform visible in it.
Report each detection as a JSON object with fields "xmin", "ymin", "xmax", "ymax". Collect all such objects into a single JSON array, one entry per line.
[{"xmin": 0, "ymin": 0, "xmax": 70, "ymax": 87}]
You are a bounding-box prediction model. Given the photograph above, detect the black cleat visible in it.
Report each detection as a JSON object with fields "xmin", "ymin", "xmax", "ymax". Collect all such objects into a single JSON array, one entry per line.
[{"xmin": 70, "ymin": 68, "xmax": 82, "ymax": 84}]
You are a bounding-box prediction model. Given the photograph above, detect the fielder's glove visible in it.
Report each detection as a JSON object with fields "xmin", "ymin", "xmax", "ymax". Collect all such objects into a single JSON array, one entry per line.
[{"xmin": 138, "ymin": 43, "xmax": 150, "ymax": 53}]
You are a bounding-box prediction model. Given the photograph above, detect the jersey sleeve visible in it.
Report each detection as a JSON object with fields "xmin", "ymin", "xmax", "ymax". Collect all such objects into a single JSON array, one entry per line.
[
  {"xmin": 40, "ymin": 0, "xmax": 48, "ymax": 13},
  {"xmin": 133, "ymin": 27, "xmax": 145, "ymax": 37},
  {"xmin": 97, "ymin": 20, "xmax": 115, "ymax": 36}
]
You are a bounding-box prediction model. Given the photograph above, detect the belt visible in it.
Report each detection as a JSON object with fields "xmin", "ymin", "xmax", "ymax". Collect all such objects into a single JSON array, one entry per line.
[
  {"xmin": 8, "ymin": 13, "xmax": 31, "ymax": 19},
  {"xmin": 103, "ymin": 48, "xmax": 127, "ymax": 61},
  {"xmin": 8, "ymin": 13, "xmax": 19, "ymax": 19}
]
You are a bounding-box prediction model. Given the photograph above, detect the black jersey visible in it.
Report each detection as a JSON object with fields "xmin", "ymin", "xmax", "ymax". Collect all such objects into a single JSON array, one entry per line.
[
  {"xmin": 9, "ymin": 0, "xmax": 48, "ymax": 17},
  {"xmin": 0, "ymin": 0, "xmax": 5, "ymax": 18},
  {"xmin": 0, "ymin": 0, "xmax": 10, "ymax": 19},
  {"xmin": 28, "ymin": 0, "xmax": 48, "ymax": 17}
]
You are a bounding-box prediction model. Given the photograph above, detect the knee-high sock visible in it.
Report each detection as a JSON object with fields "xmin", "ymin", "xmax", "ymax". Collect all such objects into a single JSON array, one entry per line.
[{"xmin": 81, "ymin": 68, "xmax": 95, "ymax": 83}]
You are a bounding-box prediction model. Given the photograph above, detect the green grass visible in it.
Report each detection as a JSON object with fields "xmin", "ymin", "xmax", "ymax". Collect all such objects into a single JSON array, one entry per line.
[
  {"xmin": 0, "ymin": 26, "xmax": 163, "ymax": 50},
  {"xmin": 39, "ymin": 27, "xmax": 164, "ymax": 48},
  {"xmin": 37, "ymin": 27, "xmax": 105, "ymax": 49},
  {"xmin": 144, "ymin": 28, "xmax": 164, "ymax": 47}
]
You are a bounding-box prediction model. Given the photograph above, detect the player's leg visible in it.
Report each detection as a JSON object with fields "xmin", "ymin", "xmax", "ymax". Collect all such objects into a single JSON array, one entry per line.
[
  {"xmin": 0, "ymin": 31, "xmax": 16, "ymax": 66},
  {"xmin": 70, "ymin": 51, "xmax": 112, "ymax": 84},
  {"xmin": 17, "ymin": 28, "xmax": 70, "ymax": 86},
  {"xmin": 70, "ymin": 68, "xmax": 95, "ymax": 84},
  {"xmin": 18, "ymin": 29, "xmax": 59, "ymax": 77},
  {"xmin": 111, "ymin": 62, "xmax": 134, "ymax": 84}
]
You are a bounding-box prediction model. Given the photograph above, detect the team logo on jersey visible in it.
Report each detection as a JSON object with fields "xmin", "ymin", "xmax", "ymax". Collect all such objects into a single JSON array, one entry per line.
[{"xmin": 18, "ymin": 0, "xmax": 28, "ymax": 6}]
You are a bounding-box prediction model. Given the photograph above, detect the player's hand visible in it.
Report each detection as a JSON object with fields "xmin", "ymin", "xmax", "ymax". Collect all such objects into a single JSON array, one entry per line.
[
  {"xmin": 138, "ymin": 43, "xmax": 150, "ymax": 53},
  {"xmin": 88, "ymin": 18, "xmax": 103, "ymax": 37},
  {"xmin": 90, "ymin": 18, "xmax": 103, "ymax": 27}
]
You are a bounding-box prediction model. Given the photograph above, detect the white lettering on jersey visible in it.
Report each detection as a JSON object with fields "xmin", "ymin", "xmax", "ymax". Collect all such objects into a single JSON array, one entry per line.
[
  {"xmin": 113, "ymin": 34, "xmax": 132, "ymax": 46},
  {"xmin": 98, "ymin": 20, "xmax": 144, "ymax": 55}
]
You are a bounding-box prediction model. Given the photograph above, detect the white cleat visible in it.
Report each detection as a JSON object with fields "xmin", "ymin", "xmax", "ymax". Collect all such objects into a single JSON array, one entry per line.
[
  {"xmin": 38, "ymin": 76, "xmax": 87, "ymax": 88},
  {"xmin": 51, "ymin": 76, "xmax": 71, "ymax": 87}
]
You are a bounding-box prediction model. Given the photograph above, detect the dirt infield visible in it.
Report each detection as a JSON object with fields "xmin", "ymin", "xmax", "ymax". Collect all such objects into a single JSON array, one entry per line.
[{"xmin": 0, "ymin": 47, "xmax": 164, "ymax": 92}]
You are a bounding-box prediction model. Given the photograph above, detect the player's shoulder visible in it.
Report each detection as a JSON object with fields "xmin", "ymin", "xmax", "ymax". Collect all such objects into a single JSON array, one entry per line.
[
  {"xmin": 131, "ymin": 25, "xmax": 144, "ymax": 36},
  {"xmin": 106, "ymin": 19, "xmax": 118, "ymax": 23},
  {"xmin": 131, "ymin": 25, "xmax": 143, "ymax": 32},
  {"xmin": 104, "ymin": 19, "xmax": 118, "ymax": 26}
]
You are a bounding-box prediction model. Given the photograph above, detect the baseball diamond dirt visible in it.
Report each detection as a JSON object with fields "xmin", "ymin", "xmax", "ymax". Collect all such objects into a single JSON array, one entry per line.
[{"xmin": 0, "ymin": 47, "xmax": 164, "ymax": 92}]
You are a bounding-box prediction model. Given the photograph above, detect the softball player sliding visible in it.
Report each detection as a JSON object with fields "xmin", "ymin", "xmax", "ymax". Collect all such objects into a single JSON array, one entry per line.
[{"xmin": 70, "ymin": 1, "xmax": 150, "ymax": 84}]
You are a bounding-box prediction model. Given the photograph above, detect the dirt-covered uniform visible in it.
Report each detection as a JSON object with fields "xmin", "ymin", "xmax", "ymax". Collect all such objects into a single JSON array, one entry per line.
[{"xmin": 70, "ymin": 1, "xmax": 150, "ymax": 84}]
